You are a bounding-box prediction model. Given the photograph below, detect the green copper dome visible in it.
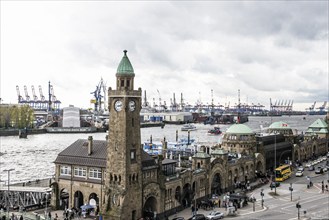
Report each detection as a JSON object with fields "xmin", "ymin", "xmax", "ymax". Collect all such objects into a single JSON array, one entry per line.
[
  {"xmin": 117, "ymin": 50, "xmax": 134, "ymax": 75},
  {"xmin": 226, "ymin": 124, "xmax": 253, "ymax": 134},
  {"xmin": 269, "ymin": 121, "xmax": 290, "ymax": 129}
]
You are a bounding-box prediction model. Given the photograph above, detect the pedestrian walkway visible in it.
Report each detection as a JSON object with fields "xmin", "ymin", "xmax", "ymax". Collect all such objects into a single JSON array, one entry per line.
[{"xmin": 0, "ymin": 209, "xmax": 95, "ymax": 220}]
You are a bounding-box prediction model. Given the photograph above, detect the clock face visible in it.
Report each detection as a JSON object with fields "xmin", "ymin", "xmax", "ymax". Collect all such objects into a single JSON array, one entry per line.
[
  {"xmin": 114, "ymin": 100, "xmax": 123, "ymax": 111},
  {"xmin": 129, "ymin": 100, "xmax": 136, "ymax": 111}
]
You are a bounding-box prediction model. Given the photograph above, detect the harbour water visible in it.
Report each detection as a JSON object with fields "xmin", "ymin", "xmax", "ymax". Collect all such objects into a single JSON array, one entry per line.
[{"xmin": 0, "ymin": 115, "xmax": 324, "ymax": 184}]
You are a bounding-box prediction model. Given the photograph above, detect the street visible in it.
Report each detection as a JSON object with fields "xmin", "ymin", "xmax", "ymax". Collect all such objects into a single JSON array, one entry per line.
[{"xmin": 170, "ymin": 158, "xmax": 329, "ymax": 220}]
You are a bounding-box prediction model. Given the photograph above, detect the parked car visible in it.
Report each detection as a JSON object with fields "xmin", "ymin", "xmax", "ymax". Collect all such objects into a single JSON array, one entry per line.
[
  {"xmin": 305, "ymin": 163, "xmax": 312, "ymax": 168},
  {"xmin": 206, "ymin": 211, "xmax": 224, "ymax": 219},
  {"xmin": 172, "ymin": 217, "xmax": 185, "ymax": 220},
  {"xmin": 188, "ymin": 214, "xmax": 206, "ymax": 220},
  {"xmin": 308, "ymin": 165, "xmax": 315, "ymax": 171},
  {"xmin": 323, "ymin": 167, "xmax": 327, "ymax": 172},
  {"xmin": 297, "ymin": 166, "xmax": 304, "ymax": 171},
  {"xmin": 295, "ymin": 170, "xmax": 303, "ymax": 177},
  {"xmin": 315, "ymin": 167, "xmax": 324, "ymax": 174}
]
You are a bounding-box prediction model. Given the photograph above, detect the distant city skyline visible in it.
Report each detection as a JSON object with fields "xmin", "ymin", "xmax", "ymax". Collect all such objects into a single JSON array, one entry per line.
[{"xmin": 1, "ymin": 1, "xmax": 328, "ymax": 111}]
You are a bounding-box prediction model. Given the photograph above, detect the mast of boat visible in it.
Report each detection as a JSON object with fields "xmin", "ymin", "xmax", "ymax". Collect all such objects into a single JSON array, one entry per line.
[
  {"xmin": 237, "ymin": 89, "xmax": 241, "ymax": 123},
  {"xmin": 211, "ymin": 89, "xmax": 214, "ymax": 116}
]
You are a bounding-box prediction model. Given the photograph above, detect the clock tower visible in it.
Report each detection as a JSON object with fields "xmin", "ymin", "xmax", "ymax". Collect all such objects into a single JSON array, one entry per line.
[{"xmin": 104, "ymin": 50, "xmax": 142, "ymax": 220}]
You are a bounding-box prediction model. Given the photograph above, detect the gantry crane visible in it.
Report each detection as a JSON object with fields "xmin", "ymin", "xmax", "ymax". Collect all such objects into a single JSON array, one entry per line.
[
  {"xmin": 24, "ymin": 85, "xmax": 30, "ymax": 102},
  {"xmin": 16, "ymin": 86, "xmax": 24, "ymax": 103}
]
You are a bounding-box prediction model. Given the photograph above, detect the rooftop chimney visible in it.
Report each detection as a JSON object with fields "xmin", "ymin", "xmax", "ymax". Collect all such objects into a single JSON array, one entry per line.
[{"xmin": 88, "ymin": 136, "xmax": 93, "ymax": 155}]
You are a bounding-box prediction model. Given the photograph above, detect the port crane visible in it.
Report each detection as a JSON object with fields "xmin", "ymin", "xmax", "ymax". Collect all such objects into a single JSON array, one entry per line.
[
  {"xmin": 15, "ymin": 83, "xmax": 61, "ymax": 113},
  {"xmin": 90, "ymin": 78, "xmax": 107, "ymax": 113},
  {"xmin": 317, "ymin": 101, "xmax": 327, "ymax": 112},
  {"xmin": 142, "ymin": 90, "xmax": 150, "ymax": 108},
  {"xmin": 49, "ymin": 84, "xmax": 61, "ymax": 112},
  {"xmin": 16, "ymin": 86, "xmax": 24, "ymax": 103},
  {"xmin": 306, "ymin": 101, "xmax": 316, "ymax": 112},
  {"xmin": 24, "ymin": 85, "xmax": 31, "ymax": 102},
  {"xmin": 31, "ymin": 86, "xmax": 39, "ymax": 108},
  {"xmin": 38, "ymin": 85, "xmax": 48, "ymax": 110}
]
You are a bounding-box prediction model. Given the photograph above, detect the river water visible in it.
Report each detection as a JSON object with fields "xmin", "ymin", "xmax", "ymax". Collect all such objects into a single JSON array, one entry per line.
[{"xmin": 0, "ymin": 115, "xmax": 324, "ymax": 184}]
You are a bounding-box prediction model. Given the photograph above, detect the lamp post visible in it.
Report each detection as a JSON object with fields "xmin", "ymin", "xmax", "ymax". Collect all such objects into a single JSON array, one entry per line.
[
  {"xmin": 296, "ymin": 202, "xmax": 301, "ymax": 219},
  {"xmin": 274, "ymin": 132, "xmax": 277, "ymax": 195},
  {"xmin": 3, "ymin": 168, "xmax": 15, "ymax": 215},
  {"xmin": 45, "ymin": 192, "xmax": 49, "ymax": 220},
  {"xmin": 289, "ymin": 183, "xmax": 293, "ymax": 201},
  {"xmin": 260, "ymin": 189, "xmax": 264, "ymax": 208}
]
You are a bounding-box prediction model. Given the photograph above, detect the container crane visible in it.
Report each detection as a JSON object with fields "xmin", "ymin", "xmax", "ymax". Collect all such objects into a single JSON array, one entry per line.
[
  {"xmin": 31, "ymin": 86, "xmax": 38, "ymax": 101},
  {"xmin": 39, "ymin": 86, "xmax": 46, "ymax": 101},
  {"xmin": 24, "ymin": 85, "xmax": 31, "ymax": 101},
  {"xmin": 16, "ymin": 85, "xmax": 24, "ymax": 103},
  {"xmin": 39, "ymin": 85, "xmax": 48, "ymax": 110},
  {"xmin": 49, "ymin": 83, "xmax": 61, "ymax": 112},
  {"xmin": 31, "ymin": 85, "xmax": 39, "ymax": 109}
]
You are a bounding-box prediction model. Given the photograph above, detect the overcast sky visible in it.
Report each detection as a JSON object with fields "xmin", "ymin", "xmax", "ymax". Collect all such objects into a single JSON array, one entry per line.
[{"xmin": 1, "ymin": 1, "xmax": 328, "ymax": 111}]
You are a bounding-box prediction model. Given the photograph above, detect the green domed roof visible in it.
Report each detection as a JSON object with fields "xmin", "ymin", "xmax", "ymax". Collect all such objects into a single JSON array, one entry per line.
[
  {"xmin": 269, "ymin": 121, "xmax": 290, "ymax": 129},
  {"xmin": 226, "ymin": 124, "xmax": 253, "ymax": 134},
  {"xmin": 117, "ymin": 50, "xmax": 134, "ymax": 75}
]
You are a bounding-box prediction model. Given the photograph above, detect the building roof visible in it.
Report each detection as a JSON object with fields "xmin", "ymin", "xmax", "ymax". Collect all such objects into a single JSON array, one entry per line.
[
  {"xmin": 226, "ymin": 124, "xmax": 254, "ymax": 134},
  {"xmin": 211, "ymin": 148, "xmax": 228, "ymax": 155},
  {"xmin": 116, "ymin": 50, "xmax": 134, "ymax": 75},
  {"xmin": 193, "ymin": 152, "xmax": 211, "ymax": 159},
  {"xmin": 269, "ymin": 121, "xmax": 291, "ymax": 129},
  {"xmin": 162, "ymin": 158, "xmax": 177, "ymax": 165},
  {"xmin": 54, "ymin": 139, "xmax": 156, "ymax": 168},
  {"xmin": 308, "ymin": 118, "xmax": 328, "ymax": 129},
  {"xmin": 54, "ymin": 139, "xmax": 107, "ymax": 168},
  {"xmin": 306, "ymin": 128, "xmax": 328, "ymax": 134}
]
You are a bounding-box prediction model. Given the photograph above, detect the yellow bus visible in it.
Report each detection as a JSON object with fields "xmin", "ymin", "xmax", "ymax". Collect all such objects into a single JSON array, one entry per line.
[{"xmin": 275, "ymin": 164, "xmax": 292, "ymax": 182}]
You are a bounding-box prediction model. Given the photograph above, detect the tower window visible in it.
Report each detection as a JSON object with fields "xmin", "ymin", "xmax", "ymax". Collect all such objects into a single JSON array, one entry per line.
[
  {"xmin": 131, "ymin": 149, "xmax": 136, "ymax": 163},
  {"xmin": 127, "ymin": 80, "xmax": 130, "ymax": 87},
  {"xmin": 121, "ymin": 80, "xmax": 124, "ymax": 87}
]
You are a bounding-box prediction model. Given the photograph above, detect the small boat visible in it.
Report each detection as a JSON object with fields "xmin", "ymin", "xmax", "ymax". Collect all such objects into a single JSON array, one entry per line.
[
  {"xmin": 207, "ymin": 127, "xmax": 222, "ymax": 135},
  {"xmin": 19, "ymin": 129, "xmax": 28, "ymax": 138},
  {"xmin": 181, "ymin": 124, "xmax": 197, "ymax": 131}
]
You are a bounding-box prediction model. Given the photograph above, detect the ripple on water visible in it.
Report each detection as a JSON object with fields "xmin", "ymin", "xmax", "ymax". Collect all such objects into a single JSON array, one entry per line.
[{"xmin": 0, "ymin": 115, "xmax": 323, "ymax": 183}]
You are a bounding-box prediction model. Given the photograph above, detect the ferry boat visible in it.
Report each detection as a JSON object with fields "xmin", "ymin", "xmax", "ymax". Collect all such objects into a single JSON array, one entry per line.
[
  {"xmin": 207, "ymin": 127, "xmax": 222, "ymax": 135},
  {"xmin": 181, "ymin": 124, "xmax": 197, "ymax": 131},
  {"xmin": 143, "ymin": 138, "xmax": 196, "ymax": 156}
]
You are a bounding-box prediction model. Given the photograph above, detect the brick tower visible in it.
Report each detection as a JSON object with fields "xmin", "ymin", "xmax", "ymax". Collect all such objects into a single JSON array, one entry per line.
[{"xmin": 104, "ymin": 50, "xmax": 142, "ymax": 219}]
